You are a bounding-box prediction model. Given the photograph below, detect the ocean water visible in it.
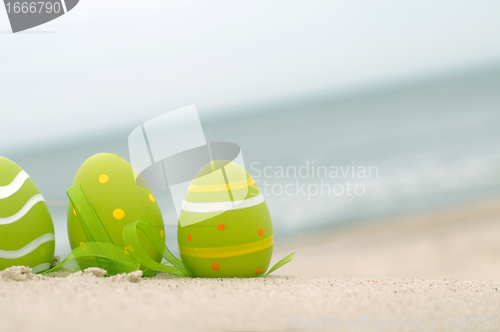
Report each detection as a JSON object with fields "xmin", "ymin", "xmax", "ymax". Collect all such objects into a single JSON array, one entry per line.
[{"xmin": 4, "ymin": 67, "xmax": 500, "ymax": 257}]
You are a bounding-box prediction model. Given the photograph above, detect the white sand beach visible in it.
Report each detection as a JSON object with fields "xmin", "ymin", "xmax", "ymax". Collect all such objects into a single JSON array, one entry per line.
[
  {"xmin": 1, "ymin": 198, "xmax": 500, "ymax": 332},
  {"xmin": 277, "ymin": 196, "xmax": 500, "ymax": 281}
]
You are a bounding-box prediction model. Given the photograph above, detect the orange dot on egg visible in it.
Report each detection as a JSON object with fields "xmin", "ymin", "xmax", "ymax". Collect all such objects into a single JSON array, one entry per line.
[
  {"xmin": 160, "ymin": 230, "xmax": 164, "ymax": 238},
  {"xmin": 73, "ymin": 209, "xmax": 77, "ymax": 216},
  {"xmin": 255, "ymin": 267, "xmax": 262, "ymax": 274},
  {"xmin": 98, "ymin": 174, "xmax": 109, "ymax": 184},
  {"xmin": 212, "ymin": 263, "xmax": 220, "ymax": 271},
  {"xmin": 218, "ymin": 223, "xmax": 225, "ymax": 231},
  {"xmin": 187, "ymin": 234, "xmax": 192, "ymax": 241},
  {"xmin": 258, "ymin": 229, "xmax": 264, "ymax": 236},
  {"xmin": 149, "ymin": 194, "xmax": 156, "ymax": 203},
  {"xmin": 79, "ymin": 242, "xmax": 84, "ymax": 246},
  {"xmin": 113, "ymin": 208, "xmax": 125, "ymax": 220}
]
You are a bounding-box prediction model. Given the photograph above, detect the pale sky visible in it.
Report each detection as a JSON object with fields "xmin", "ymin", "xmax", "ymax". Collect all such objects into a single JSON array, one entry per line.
[{"xmin": 1, "ymin": 0, "xmax": 500, "ymax": 153}]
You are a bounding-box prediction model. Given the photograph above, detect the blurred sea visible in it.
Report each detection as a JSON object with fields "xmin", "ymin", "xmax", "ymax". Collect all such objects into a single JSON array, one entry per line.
[{"xmin": 4, "ymin": 66, "xmax": 500, "ymax": 257}]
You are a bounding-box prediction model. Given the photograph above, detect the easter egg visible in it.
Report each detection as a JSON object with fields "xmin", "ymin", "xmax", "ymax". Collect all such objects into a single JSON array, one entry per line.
[
  {"xmin": 0, "ymin": 157, "xmax": 55, "ymax": 273},
  {"xmin": 67, "ymin": 153, "xmax": 165, "ymax": 264},
  {"xmin": 178, "ymin": 160, "xmax": 273, "ymax": 278}
]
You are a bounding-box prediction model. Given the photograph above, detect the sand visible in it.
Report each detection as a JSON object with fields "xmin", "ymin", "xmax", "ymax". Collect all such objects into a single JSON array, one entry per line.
[
  {"xmin": 0, "ymin": 269, "xmax": 499, "ymax": 332},
  {"xmin": 276, "ymin": 197, "xmax": 500, "ymax": 281},
  {"xmin": 1, "ymin": 198, "xmax": 500, "ymax": 332}
]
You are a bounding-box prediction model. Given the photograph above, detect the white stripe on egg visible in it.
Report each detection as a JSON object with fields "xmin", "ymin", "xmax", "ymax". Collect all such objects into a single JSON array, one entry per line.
[
  {"xmin": 0, "ymin": 233, "xmax": 55, "ymax": 259},
  {"xmin": 0, "ymin": 194, "xmax": 45, "ymax": 225},
  {"xmin": 0, "ymin": 170, "xmax": 30, "ymax": 199},
  {"xmin": 31, "ymin": 263, "xmax": 52, "ymax": 274},
  {"xmin": 181, "ymin": 193, "xmax": 265, "ymax": 213}
]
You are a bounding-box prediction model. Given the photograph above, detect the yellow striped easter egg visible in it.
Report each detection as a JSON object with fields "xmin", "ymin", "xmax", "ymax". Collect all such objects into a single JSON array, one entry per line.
[{"xmin": 178, "ymin": 160, "xmax": 273, "ymax": 277}]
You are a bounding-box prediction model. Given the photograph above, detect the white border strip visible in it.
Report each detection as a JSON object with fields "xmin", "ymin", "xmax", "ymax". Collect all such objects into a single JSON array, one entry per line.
[
  {"xmin": 181, "ymin": 193, "xmax": 265, "ymax": 213},
  {"xmin": 0, "ymin": 233, "xmax": 55, "ymax": 259},
  {"xmin": 0, "ymin": 194, "xmax": 45, "ymax": 225},
  {"xmin": 61, "ymin": 0, "xmax": 68, "ymax": 13},
  {"xmin": 0, "ymin": 170, "xmax": 30, "ymax": 199}
]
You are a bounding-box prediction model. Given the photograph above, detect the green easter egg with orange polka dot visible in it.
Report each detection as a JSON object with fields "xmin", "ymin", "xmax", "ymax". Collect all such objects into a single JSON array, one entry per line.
[
  {"xmin": 177, "ymin": 160, "xmax": 273, "ymax": 278},
  {"xmin": 67, "ymin": 153, "xmax": 165, "ymax": 264}
]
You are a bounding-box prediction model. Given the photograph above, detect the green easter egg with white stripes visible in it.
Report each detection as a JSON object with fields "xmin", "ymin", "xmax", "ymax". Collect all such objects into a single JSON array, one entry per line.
[
  {"xmin": 0, "ymin": 157, "xmax": 55, "ymax": 273},
  {"xmin": 178, "ymin": 160, "xmax": 273, "ymax": 278},
  {"xmin": 67, "ymin": 153, "xmax": 165, "ymax": 264}
]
